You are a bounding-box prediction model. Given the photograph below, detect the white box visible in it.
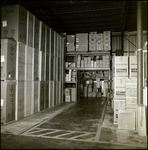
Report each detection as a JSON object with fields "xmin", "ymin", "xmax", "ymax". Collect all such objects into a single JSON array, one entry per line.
[
  {"xmin": 113, "ymin": 56, "xmax": 128, "ymax": 77},
  {"xmin": 112, "ymin": 77, "xmax": 127, "ymax": 88},
  {"xmin": 129, "ymin": 56, "xmax": 137, "ymax": 77},
  {"xmin": 126, "ymin": 97, "xmax": 137, "ymax": 104},
  {"xmin": 118, "ymin": 110, "xmax": 135, "ymax": 130},
  {"xmin": 113, "ymin": 99, "xmax": 125, "ymax": 112},
  {"xmin": 65, "ymin": 95, "xmax": 70, "ymax": 102},
  {"xmin": 113, "ymin": 88, "xmax": 126, "ymax": 98},
  {"xmin": 126, "ymin": 88, "xmax": 137, "ymax": 97}
]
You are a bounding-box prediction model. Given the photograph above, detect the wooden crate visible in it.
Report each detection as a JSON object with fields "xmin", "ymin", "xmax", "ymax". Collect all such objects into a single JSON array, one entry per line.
[
  {"xmin": 16, "ymin": 81, "xmax": 25, "ymax": 120},
  {"xmin": 24, "ymin": 81, "xmax": 33, "ymax": 117},
  {"xmin": 32, "ymin": 81, "xmax": 39, "ymax": 114}
]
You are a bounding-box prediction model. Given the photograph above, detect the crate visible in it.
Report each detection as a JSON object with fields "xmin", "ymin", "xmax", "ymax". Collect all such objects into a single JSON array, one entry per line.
[
  {"xmin": 24, "ymin": 81, "xmax": 33, "ymax": 117},
  {"xmin": 16, "ymin": 42, "xmax": 25, "ymax": 81},
  {"xmin": 1, "ymin": 4, "xmax": 27, "ymax": 44},
  {"xmin": 16, "ymin": 81, "xmax": 25, "ymax": 120},
  {"xmin": 1, "ymin": 39, "xmax": 16, "ymax": 80},
  {"xmin": 1, "ymin": 81, "xmax": 16, "ymax": 123},
  {"xmin": 118, "ymin": 110, "xmax": 135, "ymax": 130},
  {"xmin": 26, "ymin": 11, "xmax": 34, "ymax": 47}
]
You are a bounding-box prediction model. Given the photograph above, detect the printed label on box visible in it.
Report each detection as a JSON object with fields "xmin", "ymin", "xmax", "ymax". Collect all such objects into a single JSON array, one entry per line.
[
  {"xmin": 1, "ymin": 55, "xmax": 5, "ymax": 62},
  {"xmin": 2, "ymin": 20, "xmax": 7, "ymax": 27}
]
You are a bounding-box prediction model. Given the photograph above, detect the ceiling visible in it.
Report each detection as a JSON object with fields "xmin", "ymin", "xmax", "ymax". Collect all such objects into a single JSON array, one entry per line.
[{"xmin": 1, "ymin": 1, "xmax": 147, "ymax": 34}]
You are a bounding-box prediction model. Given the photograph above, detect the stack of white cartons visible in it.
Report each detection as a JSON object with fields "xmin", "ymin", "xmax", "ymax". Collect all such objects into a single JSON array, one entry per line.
[
  {"xmin": 89, "ymin": 32, "xmax": 97, "ymax": 51},
  {"xmin": 118, "ymin": 78, "xmax": 137, "ymax": 130},
  {"xmin": 66, "ymin": 35, "xmax": 75, "ymax": 51},
  {"xmin": 84, "ymin": 57, "xmax": 88, "ymax": 68},
  {"xmin": 101, "ymin": 81, "xmax": 108, "ymax": 97},
  {"xmin": 76, "ymin": 33, "xmax": 88, "ymax": 51},
  {"xmin": 87, "ymin": 57, "xmax": 91, "ymax": 68},
  {"xmin": 112, "ymin": 56, "xmax": 128, "ymax": 124},
  {"xmin": 103, "ymin": 31, "xmax": 111, "ymax": 50},
  {"xmin": 96, "ymin": 33, "xmax": 104, "ymax": 50}
]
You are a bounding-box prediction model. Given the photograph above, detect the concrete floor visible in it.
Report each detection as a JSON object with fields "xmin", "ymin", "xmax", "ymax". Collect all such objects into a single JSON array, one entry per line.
[{"xmin": 1, "ymin": 98, "xmax": 147, "ymax": 149}]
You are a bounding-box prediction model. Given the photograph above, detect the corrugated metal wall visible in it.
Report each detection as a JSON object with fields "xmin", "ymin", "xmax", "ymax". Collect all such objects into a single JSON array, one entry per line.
[{"xmin": 112, "ymin": 31, "xmax": 147, "ymax": 56}]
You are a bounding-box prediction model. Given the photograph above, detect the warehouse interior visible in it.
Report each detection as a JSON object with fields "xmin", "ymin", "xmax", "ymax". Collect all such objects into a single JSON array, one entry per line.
[{"xmin": 1, "ymin": 1, "xmax": 147, "ymax": 149}]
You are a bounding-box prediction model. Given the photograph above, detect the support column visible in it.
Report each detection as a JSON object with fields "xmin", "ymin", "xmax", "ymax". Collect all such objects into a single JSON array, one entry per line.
[{"xmin": 137, "ymin": 1, "xmax": 143, "ymax": 105}]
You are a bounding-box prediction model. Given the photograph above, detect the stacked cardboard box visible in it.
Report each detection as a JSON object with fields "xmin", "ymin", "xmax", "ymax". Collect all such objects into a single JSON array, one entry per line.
[
  {"xmin": 65, "ymin": 88, "xmax": 76, "ymax": 102},
  {"xmin": 65, "ymin": 69, "xmax": 76, "ymax": 82},
  {"xmin": 103, "ymin": 31, "xmax": 111, "ymax": 50},
  {"xmin": 66, "ymin": 35, "xmax": 75, "ymax": 51},
  {"xmin": 89, "ymin": 32, "xmax": 97, "ymax": 51},
  {"xmin": 76, "ymin": 33, "xmax": 88, "ymax": 51},
  {"xmin": 96, "ymin": 33, "xmax": 104, "ymax": 50}
]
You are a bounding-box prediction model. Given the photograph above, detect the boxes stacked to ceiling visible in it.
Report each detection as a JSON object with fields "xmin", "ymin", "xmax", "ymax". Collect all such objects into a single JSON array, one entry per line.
[
  {"xmin": 66, "ymin": 35, "xmax": 75, "ymax": 51},
  {"xmin": 76, "ymin": 33, "xmax": 88, "ymax": 51},
  {"xmin": 112, "ymin": 56, "xmax": 128, "ymax": 124},
  {"xmin": 1, "ymin": 4, "xmax": 65, "ymax": 122},
  {"xmin": 112, "ymin": 55, "xmax": 138, "ymax": 130}
]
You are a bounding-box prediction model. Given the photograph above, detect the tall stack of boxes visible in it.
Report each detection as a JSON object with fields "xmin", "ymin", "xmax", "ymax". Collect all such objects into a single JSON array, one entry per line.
[
  {"xmin": 112, "ymin": 55, "xmax": 138, "ymax": 130},
  {"xmin": 76, "ymin": 33, "xmax": 88, "ymax": 51},
  {"xmin": 66, "ymin": 35, "xmax": 75, "ymax": 51},
  {"xmin": 1, "ymin": 4, "xmax": 65, "ymax": 122},
  {"xmin": 65, "ymin": 88, "xmax": 76, "ymax": 102},
  {"xmin": 112, "ymin": 56, "xmax": 128, "ymax": 124}
]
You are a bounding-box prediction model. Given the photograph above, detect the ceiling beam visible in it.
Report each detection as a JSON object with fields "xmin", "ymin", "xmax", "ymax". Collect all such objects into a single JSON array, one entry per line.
[{"xmin": 122, "ymin": 1, "xmax": 131, "ymax": 32}]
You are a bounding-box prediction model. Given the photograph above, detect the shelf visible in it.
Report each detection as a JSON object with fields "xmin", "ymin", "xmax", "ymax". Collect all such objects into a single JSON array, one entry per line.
[
  {"xmin": 66, "ymin": 67, "xmax": 110, "ymax": 70},
  {"xmin": 66, "ymin": 51, "xmax": 110, "ymax": 55},
  {"xmin": 65, "ymin": 81, "xmax": 76, "ymax": 83}
]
